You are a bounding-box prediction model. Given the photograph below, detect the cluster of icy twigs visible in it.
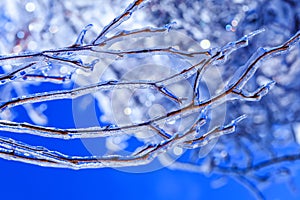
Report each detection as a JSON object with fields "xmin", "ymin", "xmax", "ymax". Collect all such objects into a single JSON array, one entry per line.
[{"xmin": 0, "ymin": 0, "xmax": 299, "ymax": 179}]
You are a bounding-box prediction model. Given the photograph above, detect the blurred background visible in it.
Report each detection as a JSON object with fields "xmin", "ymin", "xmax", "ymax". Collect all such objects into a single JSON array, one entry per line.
[{"xmin": 0, "ymin": 0, "xmax": 300, "ymax": 199}]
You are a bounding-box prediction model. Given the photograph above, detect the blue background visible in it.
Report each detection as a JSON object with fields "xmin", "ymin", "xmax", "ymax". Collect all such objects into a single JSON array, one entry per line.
[{"xmin": 0, "ymin": 158, "xmax": 256, "ymax": 200}]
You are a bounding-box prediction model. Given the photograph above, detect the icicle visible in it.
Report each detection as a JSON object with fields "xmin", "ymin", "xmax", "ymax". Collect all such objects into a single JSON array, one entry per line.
[
  {"xmin": 158, "ymin": 86, "xmax": 182, "ymax": 104},
  {"xmin": 226, "ymin": 47, "xmax": 268, "ymax": 91},
  {"xmin": 185, "ymin": 115, "xmax": 246, "ymax": 149},
  {"xmin": 74, "ymin": 24, "xmax": 93, "ymax": 46},
  {"xmin": 216, "ymin": 29, "xmax": 265, "ymax": 64},
  {"xmin": 92, "ymin": 0, "xmax": 148, "ymax": 45},
  {"xmin": 236, "ymin": 81, "xmax": 276, "ymax": 101},
  {"xmin": 220, "ymin": 115, "xmax": 247, "ymax": 130},
  {"xmin": 164, "ymin": 21, "xmax": 177, "ymax": 32}
]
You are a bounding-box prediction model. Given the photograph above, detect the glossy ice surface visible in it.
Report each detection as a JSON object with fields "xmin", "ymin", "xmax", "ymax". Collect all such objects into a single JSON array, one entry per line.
[{"xmin": 0, "ymin": 0, "xmax": 300, "ymax": 199}]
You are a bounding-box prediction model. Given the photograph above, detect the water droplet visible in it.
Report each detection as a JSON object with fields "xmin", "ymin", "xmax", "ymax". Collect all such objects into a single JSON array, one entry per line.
[
  {"xmin": 231, "ymin": 19, "xmax": 238, "ymax": 27},
  {"xmin": 173, "ymin": 146, "xmax": 183, "ymax": 155},
  {"xmin": 200, "ymin": 39, "xmax": 211, "ymax": 49},
  {"xmin": 17, "ymin": 31, "xmax": 25, "ymax": 39},
  {"xmin": 124, "ymin": 107, "xmax": 132, "ymax": 115},
  {"xmin": 225, "ymin": 24, "xmax": 232, "ymax": 31},
  {"xmin": 25, "ymin": 2, "xmax": 36, "ymax": 12}
]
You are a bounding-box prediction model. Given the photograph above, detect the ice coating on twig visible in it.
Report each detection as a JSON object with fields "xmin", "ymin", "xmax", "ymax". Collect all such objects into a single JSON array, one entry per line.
[{"xmin": 0, "ymin": 2, "xmax": 300, "ymax": 193}]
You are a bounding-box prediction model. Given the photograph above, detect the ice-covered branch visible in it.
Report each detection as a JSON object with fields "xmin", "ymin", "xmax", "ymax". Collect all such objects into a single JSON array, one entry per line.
[
  {"xmin": 0, "ymin": 29, "xmax": 298, "ymax": 169},
  {"xmin": 0, "ymin": 2, "xmax": 300, "ymax": 198}
]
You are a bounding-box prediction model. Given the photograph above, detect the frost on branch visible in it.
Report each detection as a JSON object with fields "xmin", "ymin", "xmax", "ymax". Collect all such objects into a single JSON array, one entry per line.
[{"xmin": 1, "ymin": 0, "xmax": 300, "ymax": 199}]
